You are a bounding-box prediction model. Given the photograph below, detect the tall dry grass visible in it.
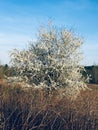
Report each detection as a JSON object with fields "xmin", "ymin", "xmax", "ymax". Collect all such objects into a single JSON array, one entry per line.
[{"xmin": 0, "ymin": 81, "xmax": 98, "ymax": 130}]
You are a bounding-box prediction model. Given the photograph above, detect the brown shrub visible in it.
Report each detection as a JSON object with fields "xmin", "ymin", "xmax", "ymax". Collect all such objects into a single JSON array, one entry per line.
[{"xmin": 0, "ymin": 82, "xmax": 98, "ymax": 130}]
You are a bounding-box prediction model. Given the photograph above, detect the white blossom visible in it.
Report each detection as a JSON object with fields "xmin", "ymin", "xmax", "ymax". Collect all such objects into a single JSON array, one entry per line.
[{"xmin": 10, "ymin": 23, "xmax": 89, "ymax": 97}]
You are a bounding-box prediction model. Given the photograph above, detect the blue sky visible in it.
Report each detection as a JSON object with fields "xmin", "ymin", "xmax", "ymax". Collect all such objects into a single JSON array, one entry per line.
[{"xmin": 0, "ymin": 0, "xmax": 98, "ymax": 65}]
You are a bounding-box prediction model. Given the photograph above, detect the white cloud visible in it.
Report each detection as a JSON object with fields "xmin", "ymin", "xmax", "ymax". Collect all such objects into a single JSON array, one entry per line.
[
  {"xmin": 0, "ymin": 32, "xmax": 34, "ymax": 64},
  {"xmin": 82, "ymin": 42, "xmax": 98, "ymax": 65},
  {"xmin": 0, "ymin": 32, "xmax": 32, "ymax": 49},
  {"xmin": 0, "ymin": 50, "xmax": 10, "ymax": 64}
]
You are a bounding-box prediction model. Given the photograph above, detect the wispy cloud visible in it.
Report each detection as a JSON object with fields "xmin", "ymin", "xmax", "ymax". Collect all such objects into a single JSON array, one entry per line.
[
  {"xmin": 0, "ymin": 50, "xmax": 10, "ymax": 64},
  {"xmin": 82, "ymin": 40, "xmax": 98, "ymax": 65},
  {"xmin": 0, "ymin": 32, "xmax": 32, "ymax": 64},
  {"xmin": 0, "ymin": 32, "xmax": 32, "ymax": 49}
]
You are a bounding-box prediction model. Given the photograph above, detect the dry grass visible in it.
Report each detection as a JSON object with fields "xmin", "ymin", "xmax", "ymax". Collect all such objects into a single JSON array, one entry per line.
[{"xmin": 0, "ymin": 80, "xmax": 98, "ymax": 130}]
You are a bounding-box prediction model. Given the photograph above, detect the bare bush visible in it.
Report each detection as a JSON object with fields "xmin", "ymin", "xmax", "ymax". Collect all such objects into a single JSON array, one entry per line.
[{"xmin": 0, "ymin": 83, "xmax": 98, "ymax": 130}]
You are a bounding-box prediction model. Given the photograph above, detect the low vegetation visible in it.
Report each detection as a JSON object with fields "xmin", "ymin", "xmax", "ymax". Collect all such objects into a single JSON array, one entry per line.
[{"xmin": 0, "ymin": 81, "xmax": 98, "ymax": 130}]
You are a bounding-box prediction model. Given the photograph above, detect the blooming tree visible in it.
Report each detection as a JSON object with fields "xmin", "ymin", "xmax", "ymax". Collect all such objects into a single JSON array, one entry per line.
[{"xmin": 10, "ymin": 24, "xmax": 88, "ymax": 97}]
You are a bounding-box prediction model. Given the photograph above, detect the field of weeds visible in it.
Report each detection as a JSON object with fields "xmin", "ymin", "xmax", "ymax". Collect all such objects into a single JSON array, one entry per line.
[{"xmin": 0, "ymin": 80, "xmax": 98, "ymax": 130}]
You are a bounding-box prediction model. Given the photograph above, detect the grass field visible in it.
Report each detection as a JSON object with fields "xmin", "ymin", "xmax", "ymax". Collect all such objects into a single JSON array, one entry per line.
[{"xmin": 0, "ymin": 79, "xmax": 98, "ymax": 130}]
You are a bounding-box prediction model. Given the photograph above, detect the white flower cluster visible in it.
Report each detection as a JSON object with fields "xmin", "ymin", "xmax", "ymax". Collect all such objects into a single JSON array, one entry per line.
[{"xmin": 10, "ymin": 24, "xmax": 88, "ymax": 97}]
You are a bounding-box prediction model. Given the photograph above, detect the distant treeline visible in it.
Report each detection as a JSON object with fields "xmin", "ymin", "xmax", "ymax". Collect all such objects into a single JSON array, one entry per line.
[
  {"xmin": 84, "ymin": 66, "xmax": 98, "ymax": 84},
  {"xmin": 0, "ymin": 64, "xmax": 98, "ymax": 84},
  {"xmin": 0, "ymin": 64, "xmax": 16, "ymax": 78}
]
